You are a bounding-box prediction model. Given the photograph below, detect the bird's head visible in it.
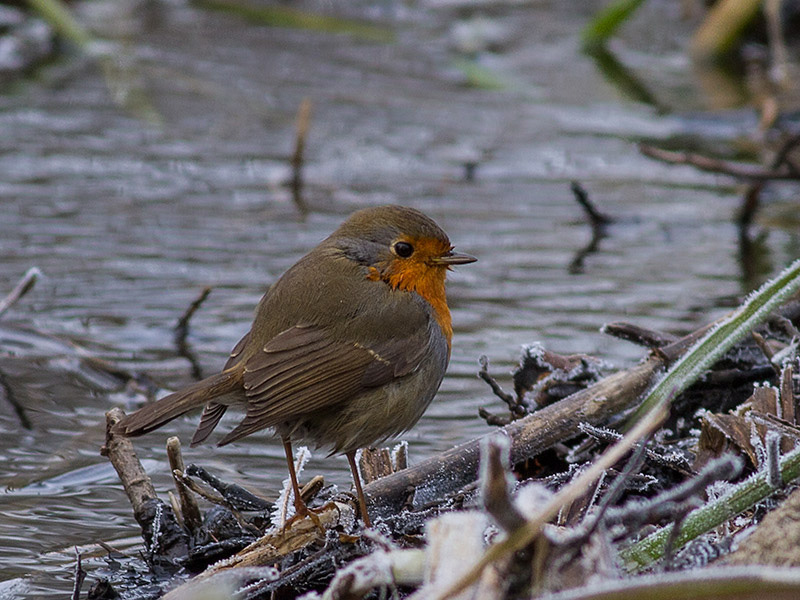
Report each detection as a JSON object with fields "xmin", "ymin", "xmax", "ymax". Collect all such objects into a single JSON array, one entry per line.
[{"xmin": 329, "ymin": 205, "xmax": 476, "ymax": 293}]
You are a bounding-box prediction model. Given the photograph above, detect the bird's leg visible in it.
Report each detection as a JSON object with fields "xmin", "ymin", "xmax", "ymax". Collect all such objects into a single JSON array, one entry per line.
[
  {"xmin": 282, "ymin": 437, "xmax": 323, "ymax": 531},
  {"xmin": 346, "ymin": 450, "xmax": 372, "ymax": 528}
]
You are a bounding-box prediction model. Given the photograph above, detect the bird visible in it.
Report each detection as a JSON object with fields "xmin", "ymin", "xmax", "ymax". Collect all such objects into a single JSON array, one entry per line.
[{"xmin": 113, "ymin": 205, "xmax": 476, "ymax": 528}]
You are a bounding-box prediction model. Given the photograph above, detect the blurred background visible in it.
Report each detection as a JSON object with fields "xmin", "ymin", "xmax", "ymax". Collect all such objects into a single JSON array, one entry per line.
[{"xmin": 1, "ymin": 0, "xmax": 799, "ymax": 595}]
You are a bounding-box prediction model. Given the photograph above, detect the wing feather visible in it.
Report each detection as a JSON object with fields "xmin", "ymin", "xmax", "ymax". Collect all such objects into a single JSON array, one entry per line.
[{"xmin": 217, "ymin": 323, "xmax": 430, "ymax": 446}]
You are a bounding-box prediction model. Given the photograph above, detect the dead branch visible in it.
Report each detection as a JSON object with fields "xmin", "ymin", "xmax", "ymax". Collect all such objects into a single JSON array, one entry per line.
[
  {"xmin": 102, "ymin": 408, "xmax": 189, "ymax": 562},
  {"xmin": 72, "ymin": 547, "xmax": 85, "ymax": 600},
  {"xmin": 0, "ymin": 368, "xmax": 31, "ymax": 429},
  {"xmin": 481, "ymin": 437, "xmax": 525, "ymax": 532},
  {"xmin": 365, "ymin": 315, "xmax": 748, "ymax": 517},
  {"xmin": 102, "ymin": 408, "xmax": 158, "ymax": 517},
  {"xmin": 639, "ymin": 143, "xmax": 800, "ymax": 180},
  {"xmin": 197, "ymin": 501, "xmax": 354, "ymax": 576},
  {"xmin": 365, "ymin": 354, "xmax": 663, "ymax": 516},
  {"xmin": 602, "ymin": 321, "xmax": 678, "ymax": 349},
  {"xmin": 568, "ymin": 182, "xmax": 611, "ymax": 273}
]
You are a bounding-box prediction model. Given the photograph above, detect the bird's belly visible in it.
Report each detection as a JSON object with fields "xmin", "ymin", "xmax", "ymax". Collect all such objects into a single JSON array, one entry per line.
[{"xmin": 280, "ymin": 358, "xmax": 446, "ymax": 455}]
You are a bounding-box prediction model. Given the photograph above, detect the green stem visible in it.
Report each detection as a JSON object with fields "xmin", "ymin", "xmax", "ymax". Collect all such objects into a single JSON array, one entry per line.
[
  {"xmin": 581, "ymin": 0, "xmax": 647, "ymax": 50},
  {"xmin": 622, "ymin": 445, "xmax": 800, "ymax": 569},
  {"xmin": 629, "ymin": 258, "xmax": 800, "ymax": 423},
  {"xmin": 25, "ymin": 0, "xmax": 92, "ymax": 48}
]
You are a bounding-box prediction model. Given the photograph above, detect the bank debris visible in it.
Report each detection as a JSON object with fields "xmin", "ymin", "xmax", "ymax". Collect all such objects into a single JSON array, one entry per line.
[{"xmin": 90, "ymin": 260, "xmax": 800, "ymax": 600}]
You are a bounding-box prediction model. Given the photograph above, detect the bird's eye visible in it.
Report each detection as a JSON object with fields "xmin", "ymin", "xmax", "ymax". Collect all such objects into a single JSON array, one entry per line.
[{"xmin": 393, "ymin": 241, "xmax": 414, "ymax": 258}]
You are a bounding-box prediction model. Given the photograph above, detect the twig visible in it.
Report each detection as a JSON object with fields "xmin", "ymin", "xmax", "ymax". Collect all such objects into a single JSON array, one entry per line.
[
  {"xmin": 478, "ymin": 407, "xmax": 512, "ymax": 427},
  {"xmin": 551, "ymin": 442, "xmax": 648, "ymax": 569},
  {"xmin": 176, "ymin": 470, "xmax": 262, "ymax": 537},
  {"xmin": 751, "ymin": 330, "xmax": 780, "ymax": 376},
  {"xmin": 481, "ymin": 437, "xmax": 526, "ymax": 533},
  {"xmin": 0, "ymin": 267, "xmax": 41, "ymax": 318},
  {"xmin": 185, "ymin": 464, "xmax": 271, "ymax": 511},
  {"xmin": 166, "ymin": 437, "xmax": 203, "ymax": 534},
  {"xmin": 72, "ymin": 547, "xmax": 86, "ymax": 600},
  {"xmin": 640, "ymin": 143, "xmax": 800, "ymax": 180},
  {"xmin": 174, "ymin": 286, "xmax": 211, "ymax": 381},
  {"xmin": 290, "ymin": 97, "xmax": 313, "ymax": 215},
  {"xmin": 579, "ymin": 423, "xmax": 693, "ymax": 475},
  {"xmin": 607, "ymin": 455, "xmax": 739, "ymax": 537},
  {"xmin": 601, "ymin": 321, "xmax": 678, "ymax": 349},
  {"xmin": 569, "ymin": 182, "xmax": 611, "ymax": 274},
  {"xmin": 570, "ymin": 181, "xmax": 612, "ymax": 227},
  {"xmin": 479, "ymin": 355, "xmax": 528, "ymax": 425},
  {"xmin": 739, "ymin": 131, "xmax": 800, "ymax": 227},
  {"xmin": 0, "ymin": 369, "xmax": 32, "ymax": 429},
  {"xmin": 478, "ymin": 355, "xmax": 520, "ymax": 411}
]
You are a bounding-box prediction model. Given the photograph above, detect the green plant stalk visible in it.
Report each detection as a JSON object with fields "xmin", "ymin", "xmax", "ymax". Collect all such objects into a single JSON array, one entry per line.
[
  {"xmin": 629, "ymin": 257, "xmax": 800, "ymax": 423},
  {"xmin": 436, "ymin": 258, "xmax": 800, "ymax": 600},
  {"xmin": 193, "ymin": 0, "xmax": 394, "ymax": 43},
  {"xmin": 581, "ymin": 0, "xmax": 647, "ymax": 50},
  {"xmin": 622, "ymin": 444, "xmax": 800, "ymax": 570},
  {"xmin": 26, "ymin": 0, "xmax": 92, "ymax": 48}
]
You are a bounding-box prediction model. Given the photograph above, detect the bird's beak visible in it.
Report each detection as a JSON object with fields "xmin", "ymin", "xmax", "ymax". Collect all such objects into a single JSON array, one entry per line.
[{"xmin": 433, "ymin": 250, "xmax": 477, "ymax": 266}]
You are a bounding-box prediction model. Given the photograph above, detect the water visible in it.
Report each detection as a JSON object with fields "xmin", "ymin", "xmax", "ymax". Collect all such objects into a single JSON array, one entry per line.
[{"xmin": 1, "ymin": 0, "xmax": 799, "ymax": 595}]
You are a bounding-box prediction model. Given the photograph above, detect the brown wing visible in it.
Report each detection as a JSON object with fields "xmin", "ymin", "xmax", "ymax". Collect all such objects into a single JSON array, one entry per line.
[{"xmin": 216, "ymin": 324, "xmax": 428, "ymax": 446}]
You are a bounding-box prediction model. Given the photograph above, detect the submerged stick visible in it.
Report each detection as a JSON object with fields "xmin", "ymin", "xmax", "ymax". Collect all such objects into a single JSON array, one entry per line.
[
  {"xmin": 0, "ymin": 267, "xmax": 41, "ymax": 318},
  {"xmin": 174, "ymin": 286, "xmax": 212, "ymax": 381},
  {"xmin": 290, "ymin": 97, "xmax": 312, "ymax": 215}
]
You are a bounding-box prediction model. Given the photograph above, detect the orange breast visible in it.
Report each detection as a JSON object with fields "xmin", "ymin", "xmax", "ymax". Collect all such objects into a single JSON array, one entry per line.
[{"xmin": 386, "ymin": 261, "xmax": 453, "ymax": 349}]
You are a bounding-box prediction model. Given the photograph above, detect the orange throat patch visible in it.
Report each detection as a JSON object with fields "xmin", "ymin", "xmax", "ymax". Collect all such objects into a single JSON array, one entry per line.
[{"xmin": 369, "ymin": 263, "xmax": 453, "ymax": 348}]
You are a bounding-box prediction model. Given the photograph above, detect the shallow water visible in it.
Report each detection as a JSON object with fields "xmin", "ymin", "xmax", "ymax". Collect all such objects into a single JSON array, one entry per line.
[{"xmin": 1, "ymin": 0, "xmax": 799, "ymax": 595}]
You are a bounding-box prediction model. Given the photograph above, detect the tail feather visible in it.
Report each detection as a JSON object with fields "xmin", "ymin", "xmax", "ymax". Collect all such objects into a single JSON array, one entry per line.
[
  {"xmin": 190, "ymin": 402, "xmax": 229, "ymax": 446},
  {"xmin": 114, "ymin": 368, "xmax": 242, "ymax": 437}
]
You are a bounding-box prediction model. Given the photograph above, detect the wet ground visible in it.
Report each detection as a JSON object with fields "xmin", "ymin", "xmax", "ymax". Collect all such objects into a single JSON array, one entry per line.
[{"xmin": 1, "ymin": 0, "xmax": 799, "ymax": 596}]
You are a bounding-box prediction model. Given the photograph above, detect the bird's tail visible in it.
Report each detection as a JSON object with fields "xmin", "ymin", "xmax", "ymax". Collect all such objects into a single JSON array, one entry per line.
[{"xmin": 113, "ymin": 368, "xmax": 242, "ymax": 437}]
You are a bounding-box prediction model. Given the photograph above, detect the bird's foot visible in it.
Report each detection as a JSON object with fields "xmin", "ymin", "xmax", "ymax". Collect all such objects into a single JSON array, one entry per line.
[{"xmin": 283, "ymin": 499, "xmax": 325, "ymax": 534}]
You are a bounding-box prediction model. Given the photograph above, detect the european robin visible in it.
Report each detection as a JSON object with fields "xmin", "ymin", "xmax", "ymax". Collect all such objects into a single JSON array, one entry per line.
[{"xmin": 114, "ymin": 205, "xmax": 476, "ymax": 527}]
